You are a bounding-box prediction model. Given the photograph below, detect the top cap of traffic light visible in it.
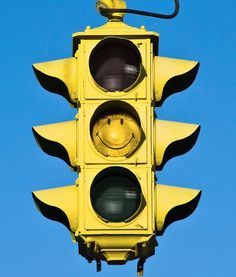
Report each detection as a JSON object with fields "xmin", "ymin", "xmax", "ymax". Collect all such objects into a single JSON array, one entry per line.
[{"xmin": 96, "ymin": 0, "xmax": 127, "ymax": 21}]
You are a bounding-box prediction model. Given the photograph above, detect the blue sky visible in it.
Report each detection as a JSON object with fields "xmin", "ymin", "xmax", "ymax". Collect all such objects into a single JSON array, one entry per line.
[{"xmin": 0, "ymin": 0, "xmax": 235, "ymax": 276}]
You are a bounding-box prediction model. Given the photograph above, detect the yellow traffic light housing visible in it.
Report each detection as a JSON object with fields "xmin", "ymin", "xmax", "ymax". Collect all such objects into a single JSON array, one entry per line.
[{"xmin": 32, "ymin": 3, "xmax": 201, "ymax": 275}]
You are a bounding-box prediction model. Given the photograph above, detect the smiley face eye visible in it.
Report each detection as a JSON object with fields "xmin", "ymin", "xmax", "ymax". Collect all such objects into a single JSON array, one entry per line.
[
  {"xmin": 108, "ymin": 118, "xmax": 111, "ymax": 125},
  {"xmin": 120, "ymin": 118, "xmax": 124, "ymax": 125}
]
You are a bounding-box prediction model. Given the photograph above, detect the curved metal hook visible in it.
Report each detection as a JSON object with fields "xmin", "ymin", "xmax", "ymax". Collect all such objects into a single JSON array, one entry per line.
[{"xmin": 99, "ymin": 0, "xmax": 179, "ymax": 19}]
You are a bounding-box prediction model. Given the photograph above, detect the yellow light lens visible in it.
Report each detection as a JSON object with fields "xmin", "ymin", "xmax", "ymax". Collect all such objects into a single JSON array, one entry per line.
[{"xmin": 91, "ymin": 109, "xmax": 141, "ymax": 157}]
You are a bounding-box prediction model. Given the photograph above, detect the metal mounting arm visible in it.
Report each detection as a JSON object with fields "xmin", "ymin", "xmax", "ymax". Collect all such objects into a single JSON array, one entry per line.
[{"xmin": 97, "ymin": 0, "xmax": 180, "ymax": 21}]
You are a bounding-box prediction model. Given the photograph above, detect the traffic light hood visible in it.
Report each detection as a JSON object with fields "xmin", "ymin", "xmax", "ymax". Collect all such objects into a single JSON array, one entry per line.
[
  {"xmin": 32, "ymin": 58, "xmax": 77, "ymax": 106},
  {"xmin": 154, "ymin": 57, "xmax": 200, "ymax": 106},
  {"xmin": 155, "ymin": 120, "xmax": 200, "ymax": 170},
  {"xmin": 155, "ymin": 185, "xmax": 201, "ymax": 235},
  {"xmin": 32, "ymin": 121, "xmax": 77, "ymax": 170},
  {"xmin": 32, "ymin": 185, "xmax": 78, "ymax": 233}
]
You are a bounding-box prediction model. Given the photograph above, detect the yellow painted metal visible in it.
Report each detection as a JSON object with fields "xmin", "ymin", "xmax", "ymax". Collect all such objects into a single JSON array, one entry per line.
[
  {"xmin": 155, "ymin": 184, "xmax": 201, "ymax": 233},
  {"xmin": 77, "ymin": 166, "xmax": 154, "ymax": 233},
  {"xmin": 32, "ymin": 121, "xmax": 77, "ymax": 169},
  {"xmin": 154, "ymin": 56, "xmax": 199, "ymax": 106},
  {"xmin": 33, "ymin": 58, "xmax": 76, "ymax": 105},
  {"xmin": 72, "ymin": 21, "xmax": 158, "ymax": 103},
  {"xmin": 32, "ymin": 16, "xmax": 201, "ymax": 269},
  {"xmin": 32, "ymin": 185, "xmax": 78, "ymax": 233},
  {"xmin": 73, "ymin": 20, "xmax": 158, "ymax": 40},
  {"xmin": 96, "ymin": 0, "xmax": 127, "ymax": 21},
  {"xmin": 81, "ymin": 101, "xmax": 152, "ymax": 165},
  {"xmin": 75, "ymin": 164, "xmax": 156, "ymax": 263},
  {"xmin": 78, "ymin": 234, "xmax": 156, "ymax": 264},
  {"xmin": 155, "ymin": 119, "xmax": 200, "ymax": 169}
]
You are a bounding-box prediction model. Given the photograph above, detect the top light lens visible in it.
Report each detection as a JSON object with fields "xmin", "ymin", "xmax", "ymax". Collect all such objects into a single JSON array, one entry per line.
[{"xmin": 89, "ymin": 38, "xmax": 141, "ymax": 91}]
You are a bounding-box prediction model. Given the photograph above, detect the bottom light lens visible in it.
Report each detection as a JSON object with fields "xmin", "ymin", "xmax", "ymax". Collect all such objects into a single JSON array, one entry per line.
[{"xmin": 91, "ymin": 167, "xmax": 141, "ymax": 222}]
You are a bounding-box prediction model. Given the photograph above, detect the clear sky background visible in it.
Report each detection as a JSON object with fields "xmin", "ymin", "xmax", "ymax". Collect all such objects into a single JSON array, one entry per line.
[{"xmin": 0, "ymin": 0, "xmax": 235, "ymax": 276}]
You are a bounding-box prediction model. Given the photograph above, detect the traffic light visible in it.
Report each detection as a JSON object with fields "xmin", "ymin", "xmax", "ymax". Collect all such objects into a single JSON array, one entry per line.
[{"xmin": 32, "ymin": 9, "xmax": 201, "ymax": 275}]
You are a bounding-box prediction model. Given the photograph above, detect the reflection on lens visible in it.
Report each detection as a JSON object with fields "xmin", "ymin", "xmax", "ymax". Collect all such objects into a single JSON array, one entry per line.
[
  {"xmin": 89, "ymin": 39, "xmax": 141, "ymax": 91},
  {"xmin": 91, "ymin": 167, "xmax": 141, "ymax": 222}
]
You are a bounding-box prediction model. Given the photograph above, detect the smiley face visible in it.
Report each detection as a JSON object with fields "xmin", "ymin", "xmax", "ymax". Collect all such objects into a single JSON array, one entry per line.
[{"xmin": 91, "ymin": 111, "xmax": 141, "ymax": 157}]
